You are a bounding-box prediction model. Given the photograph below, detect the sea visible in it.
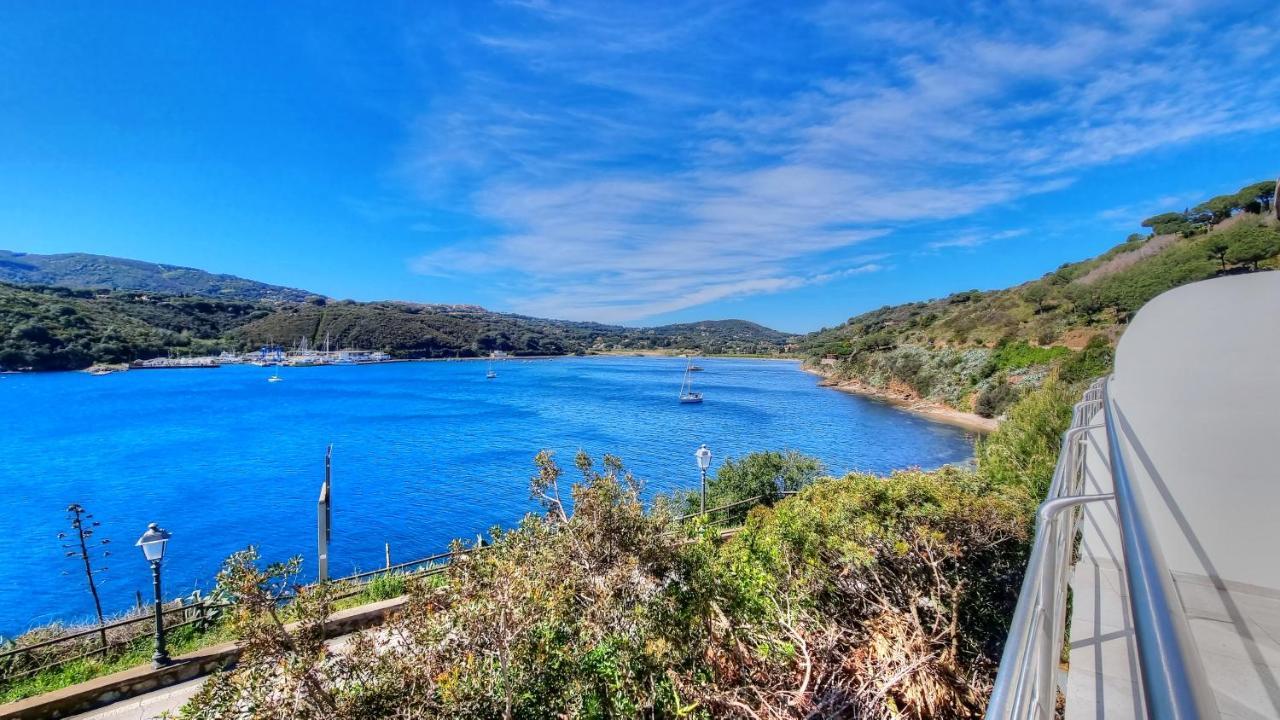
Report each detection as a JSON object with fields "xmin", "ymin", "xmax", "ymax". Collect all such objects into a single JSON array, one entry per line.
[{"xmin": 0, "ymin": 356, "xmax": 975, "ymax": 635}]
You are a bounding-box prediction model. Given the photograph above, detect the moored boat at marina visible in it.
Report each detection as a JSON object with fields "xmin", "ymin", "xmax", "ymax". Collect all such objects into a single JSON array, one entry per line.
[
  {"xmin": 85, "ymin": 363, "xmax": 128, "ymax": 375},
  {"xmin": 130, "ymin": 357, "xmax": 221, "ymax": 369}
]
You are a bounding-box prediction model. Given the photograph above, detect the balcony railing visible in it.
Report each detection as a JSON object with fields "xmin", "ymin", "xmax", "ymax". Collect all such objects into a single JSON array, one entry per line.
[{"xmin": 986, "ymin": 378, "xmax": 1220, "ymax": 720}]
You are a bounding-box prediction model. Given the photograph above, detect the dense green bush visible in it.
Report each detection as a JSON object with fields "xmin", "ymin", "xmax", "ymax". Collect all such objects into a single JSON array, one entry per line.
[
  {"xmin": 675, "ymin": 451, "xmax": 824, "ymax": 523},
  {"xmin": 988, "ymin": 341, "xmax": 1071, "ymax": 372},
  {"xmin": 1058, "ymin": 336, "xmax": 1114, "ymax": 384},
  {"xmin": 976, "ymin": 378, "xmax": 1076, "ymax": 496},
  {"xmin": 974, "ymin": 381, "xmax": 1020, "ymax": 418}
]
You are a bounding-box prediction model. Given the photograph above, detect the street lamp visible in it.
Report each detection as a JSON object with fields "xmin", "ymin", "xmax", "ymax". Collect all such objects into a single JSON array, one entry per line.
[
  {"xmin": 695, "ymin": 444, "xmax": 712, "ymax": 514},
  {"xmin": 135, "ymin": 523, "xmax": 172, "ymax": 668}
]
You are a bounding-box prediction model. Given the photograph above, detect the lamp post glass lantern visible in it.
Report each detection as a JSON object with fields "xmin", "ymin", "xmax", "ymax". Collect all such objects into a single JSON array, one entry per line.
[
  {"xmin": 695, "ymin": 444, "xmax": 712, "ymax": 514},
  {"xmin": 136, "ymin": 523, "xmax": 172, "ymax": 667}
]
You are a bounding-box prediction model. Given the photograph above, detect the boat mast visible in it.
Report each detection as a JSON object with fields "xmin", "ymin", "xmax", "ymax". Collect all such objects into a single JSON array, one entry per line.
[{"xmin": 680, "ymin": 357, "xmax": 694, "ymax": 397}]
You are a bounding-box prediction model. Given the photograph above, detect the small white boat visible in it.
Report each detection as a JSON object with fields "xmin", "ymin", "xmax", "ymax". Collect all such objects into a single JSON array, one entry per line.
[
  {"xmin": 486, "ymin": 360, "xmax": 497, "ymax": 379},
  {"xmin": 268, "ymin": 374, "xmax": 283, "ymax": 383},
  {"xmin": 678, "ymin": 357, "xmax": 703, "ymax": 403}
]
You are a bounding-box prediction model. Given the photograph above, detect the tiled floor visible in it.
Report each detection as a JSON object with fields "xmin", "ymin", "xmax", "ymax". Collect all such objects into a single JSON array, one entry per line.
[{"xmin": 1065, "ymin": 428, "xmax": 1280, "ymax": 720}]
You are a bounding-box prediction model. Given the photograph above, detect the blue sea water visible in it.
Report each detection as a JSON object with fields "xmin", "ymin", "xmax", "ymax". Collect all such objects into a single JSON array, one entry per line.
[{"xmin": 0, "ymin": 357, "xmax": 974, "ymax": 635}]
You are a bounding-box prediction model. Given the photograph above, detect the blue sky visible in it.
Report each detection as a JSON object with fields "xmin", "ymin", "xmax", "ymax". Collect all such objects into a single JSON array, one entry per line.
[{"xmin": 1, "ymin": 1, "xmax": 1277, "ymax": 332}]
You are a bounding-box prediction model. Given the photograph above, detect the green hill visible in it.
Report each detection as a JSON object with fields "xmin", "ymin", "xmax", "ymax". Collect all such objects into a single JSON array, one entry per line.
[
  {"xmin": 0, "ymin": 250, "xmax": 314, "ymax": 302},
  {"xmin": 0, "ymin": 283, "xmax": 264, "ymax": 370},
  {"xmin": 801, "ymin": 178, "xmax": 1279, "ymax": 418},
  {"xmin": 0, "ymin": 280, "xmax": 794, "ymax": 370},
  {"xmin": 230, "ymin": 302, "xmax": 793, "ymax": 358}
]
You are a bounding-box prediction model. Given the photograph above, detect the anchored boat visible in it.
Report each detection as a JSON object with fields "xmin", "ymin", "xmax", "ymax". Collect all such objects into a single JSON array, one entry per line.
[{"xmin": 678, "ymin": 357, "xmax": 703, "ymax": 403}]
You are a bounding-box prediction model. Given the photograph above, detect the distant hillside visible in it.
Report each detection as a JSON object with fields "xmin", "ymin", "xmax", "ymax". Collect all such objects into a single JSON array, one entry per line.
[
  {"xmin": 0, "ymin": 250, "xmax": 314, "ymax": 302},
  {"xmin": 0, "ymin": 267, "xmax": 793, "ymax": 370},
  {"xmin": 802, "ymin": 178, "xmax": 1279, "ymax": 418},
  {"xmin": 230, "ymin": 303, "xmax": 794, "ymax": 358},
  {"xmin": 0, "ymin": 283, "xmax": 264, "ymax": 370},
  {"xmin": 639, "ymin": 319, "xmax": 793, "ymax": 348}
]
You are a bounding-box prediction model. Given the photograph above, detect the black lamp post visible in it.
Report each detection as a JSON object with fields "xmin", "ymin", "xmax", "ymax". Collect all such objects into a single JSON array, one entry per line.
[
  {"xmin": 695, "ymin": 444, "xmax": 712, "ymax": 514},
  {"xmin": 135, "ymin": 523, "xmax": 172, "ymax": 668}
]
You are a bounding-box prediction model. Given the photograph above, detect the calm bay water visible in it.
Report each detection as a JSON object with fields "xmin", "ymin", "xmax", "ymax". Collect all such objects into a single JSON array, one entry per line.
[{"xmin": 0, "ymin": 357, "xmax": 973, "ymax": 634}]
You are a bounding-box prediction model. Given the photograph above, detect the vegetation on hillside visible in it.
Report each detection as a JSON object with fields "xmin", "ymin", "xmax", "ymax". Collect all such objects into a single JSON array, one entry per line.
[
  {"xmin": 0, "ymin": 283, "xmax": 262, "ymax": 371},
  {"xmin": 0, "ymin": 250, "xmax": 313, "ymax": 302},
  {"xmin": 230, "ymin": 303, "xmax": 791, "ymax": 359},
  {"xmin": 170, "ymin": 378, "xmax": 1077, "ymax": 720},
  {"xmin": 0, "ymin": 284, "xmax": 792, "ymax": 371},
  {"xmin": 803, "ymin": 179, "xmax": 1278, "ymax": 417}
]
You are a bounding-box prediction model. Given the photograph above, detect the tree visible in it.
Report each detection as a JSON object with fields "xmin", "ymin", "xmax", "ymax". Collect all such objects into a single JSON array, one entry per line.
[
  {"xmin": 1225, "ymin": 226, "xmax": 1280, "ymax": 270},
  {"xmin": 1141, "ymin": 212, "xmax": 1193, "ymax": 235},
  {"xmin": 1206, "ymin": 237, "xmax": 1231, "ymax": 271},
  {"xmin": 1193, "ymin": 194, "xmax": 1240, "ymax": 224},
  {"xmin": 59, "ymin": 504, "xmax": 111, "ymax": 651},
  {"xmin": 689, "ymin": 450, "xmax": 824, "ymax": 522},
  {"xmin": 976, "ymin": 379, "xmax": 1075, "ymax": 496},
  {"xmin": 1022, "ymin": 284, "xmax": 1050, "ymax": 313},
  {"xmin": 1233, "ymin": 180, "xmax": 1276, "ymax": 213}
]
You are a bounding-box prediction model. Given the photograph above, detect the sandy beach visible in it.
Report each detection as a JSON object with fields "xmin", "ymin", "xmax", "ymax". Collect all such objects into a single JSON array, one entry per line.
[{"xmin": 803, "ymin": 367, "xmax": 999, "ymax": 434}]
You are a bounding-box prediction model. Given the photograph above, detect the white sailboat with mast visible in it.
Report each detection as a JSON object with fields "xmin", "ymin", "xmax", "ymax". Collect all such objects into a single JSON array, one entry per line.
[{"xmin": 678, "ymin": 356, "xmax": 703, "ymax": 403}]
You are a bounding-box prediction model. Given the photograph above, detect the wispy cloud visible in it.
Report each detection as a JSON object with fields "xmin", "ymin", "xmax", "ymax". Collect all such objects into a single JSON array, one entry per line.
[
  {"xmin": 925, "ymin": 229, "xmax": 1029, "ymax": 252},
  {"xmin": 398, "ymin": 0, "xmax": 1280, "ymax": 322}
]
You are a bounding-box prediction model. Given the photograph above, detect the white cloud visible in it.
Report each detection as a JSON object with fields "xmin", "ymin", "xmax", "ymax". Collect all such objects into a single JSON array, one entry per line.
[
  {"xmin": 926, "ymin": 228, "xmax": 1029, "ymax": 252},
  {"xmin": 399, "ymin": 0, "xmax": 1280, "ymax": 322}
]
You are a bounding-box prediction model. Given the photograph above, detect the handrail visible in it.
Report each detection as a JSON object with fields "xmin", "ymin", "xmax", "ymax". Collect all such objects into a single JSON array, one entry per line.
[
  {"xmin": 987, "ymin": 380, "xmax": 1107, "ymax": 719},
  {"xmin": 1102, "ymin": 379, "xmax": 1219, "ymax": 720},
  {"xmin": 0, "ymin": 545, "xmax": 483, "ymax": 677},
  {"xmin": 988, "ymin": 377, "xmax": 1221, "ymax": 719}
]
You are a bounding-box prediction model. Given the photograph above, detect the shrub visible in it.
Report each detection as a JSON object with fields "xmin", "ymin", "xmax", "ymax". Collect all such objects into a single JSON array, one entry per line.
[
  {"xmin": 989, "ymin": 341, "xmax": 1070, "ymax": 372},
  {"xmin": 976, "ymin": 378, "xmax": 1075, "ymax": 497},
  {"xmin": 181, "ymin": 449, "xmax": 1038, "ymax": 720},
  {"xmin": 678, "ymin": 450, "xmax": 824, "ymax": 523},
  {"xmin": 974, "ymin": 381, "xmax": 1020, "ymax": 418},
  {"xmin": 358, "ymin": 572, "xmax": 408, "ymax": 603},
  {"xmin": 1058, "ymin": 336, "xmax": 1113, "ymax": 384}
]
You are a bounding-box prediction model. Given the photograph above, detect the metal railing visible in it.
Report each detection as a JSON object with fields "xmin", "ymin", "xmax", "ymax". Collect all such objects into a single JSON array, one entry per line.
[
  {"xmin": 1101, "ymin": 380, "xmax": 1218, "ymax": 720},
  {"xmin": 0, "ymin": 595, "xmax": 223, "ymax": 681},
  {"xmin": 987, "ymin": 378, "xmax": 1220, "ymax": 719}
]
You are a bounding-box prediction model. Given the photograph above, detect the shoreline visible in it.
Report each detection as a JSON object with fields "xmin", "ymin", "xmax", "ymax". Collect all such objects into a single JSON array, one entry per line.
[
  {"xmin": 17, "ymin": 351, "xmax": 801, "ymax": 375},
  {"xmin": 802, "ymin": 367, "xmax": 998, "ymax": 434},
  {"xmin": 591, "ymin": 350, "xmax": 799, "ymax": 361}
]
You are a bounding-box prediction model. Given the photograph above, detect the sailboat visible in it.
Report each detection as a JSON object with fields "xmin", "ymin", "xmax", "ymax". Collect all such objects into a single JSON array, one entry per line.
[
  {"xmin": 268, "ymin": 373, "xmax": 283, "ymax": 383},
  {"xmin": 486, "ymin": 360, "xmax": 497, "ymax": 379},
  {"xmin": 678, "ymin": 357, "xmax": 703, "ymax": 403}
]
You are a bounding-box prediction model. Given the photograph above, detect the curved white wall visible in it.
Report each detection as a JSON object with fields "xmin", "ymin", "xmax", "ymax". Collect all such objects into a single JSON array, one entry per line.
[{"xmin": 1111, "ymin": 272, "xmax": 1280, "ymax": 590}]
